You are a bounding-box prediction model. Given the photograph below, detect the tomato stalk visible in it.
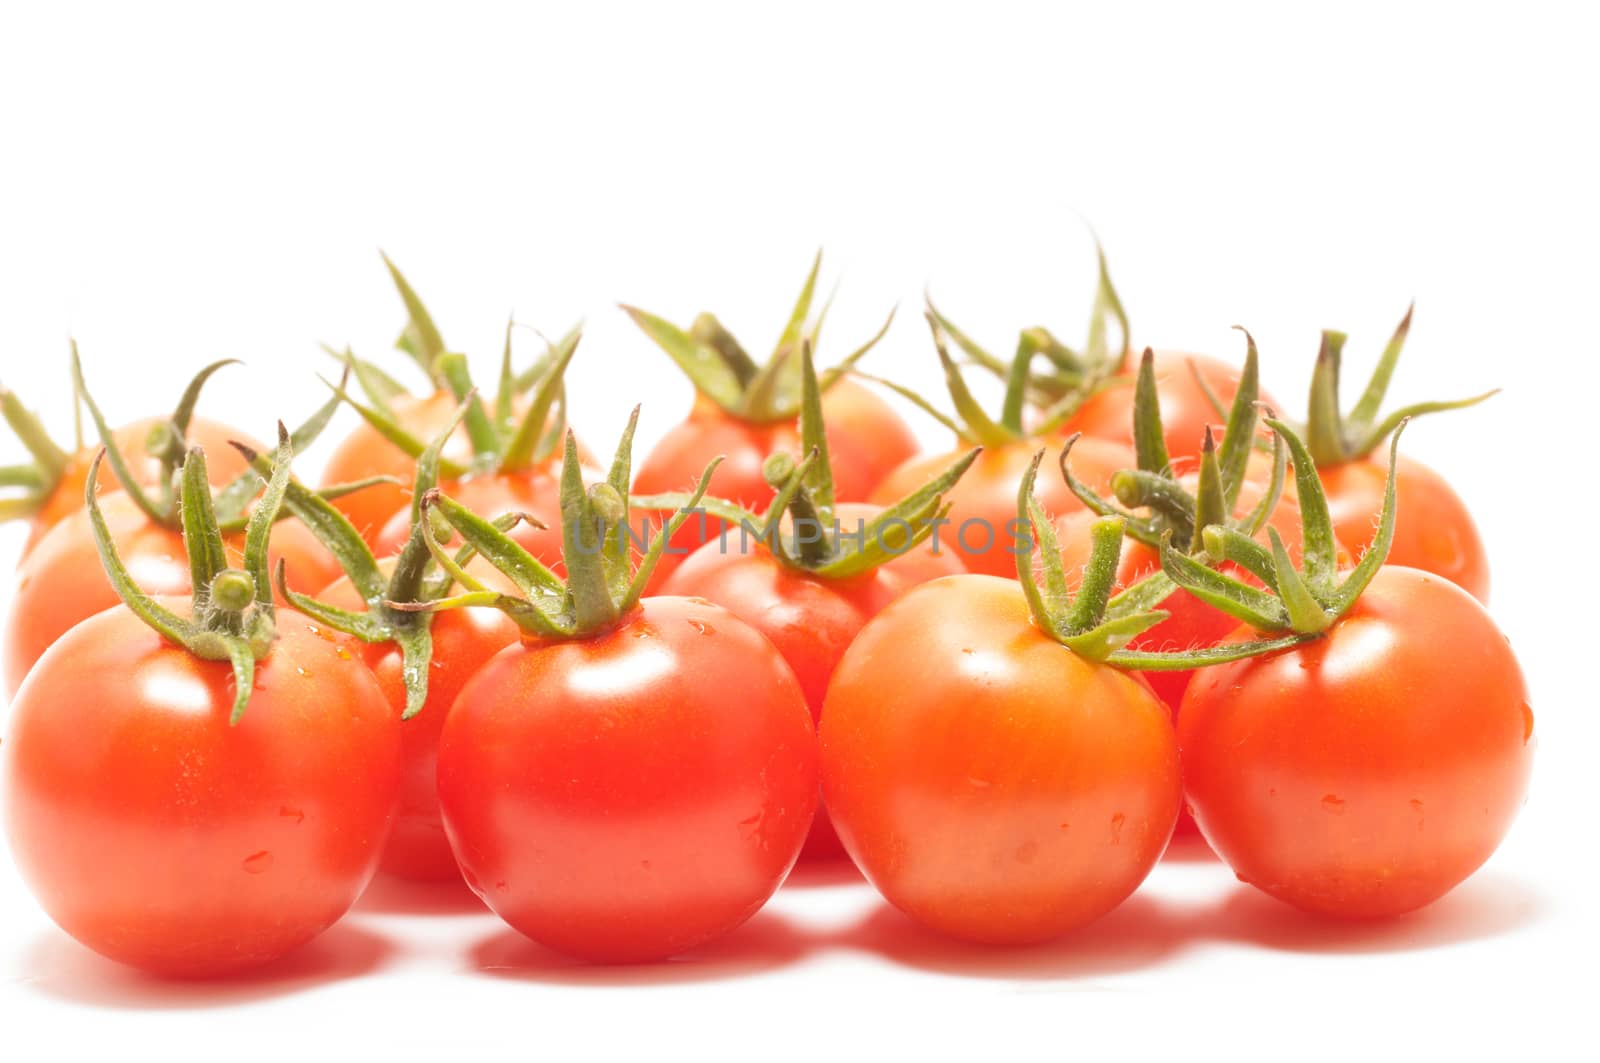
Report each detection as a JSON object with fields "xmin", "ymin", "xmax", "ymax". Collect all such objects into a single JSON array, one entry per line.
[
  {"xmin": 1012, "ymin": 450, "xmax": 1311, "ymax": 668},
  {"xmin": 84, "ymin": 425, "xmax": 297, "ymax": 723},
  {"xmin": 632, "ymin": 342, "xmax": 979, "ymax": 580},
  {"xmin": 927, "ymin": 239, "xmax": 1131, "ymax": 414},
  {"xmin": 1293, "ymin": 306, "xmax": 1496, "ymax": 466},
  {"xmin": 410, "ymin": 411, "xmax": 719, "ymax": 640},
  {"xmin": 1161, "ymin": 418, "xmax": 1408, "ymax": 635},
  {"xmin": 621, "ymin": 251, "xmax": 895, "ymax": 425}
]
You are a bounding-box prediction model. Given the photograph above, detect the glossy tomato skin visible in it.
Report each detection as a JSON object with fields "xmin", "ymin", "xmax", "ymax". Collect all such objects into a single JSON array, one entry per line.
[
  {"xmin": 371, "ymin": 466, "xmax": 578, "ymax": 569},
  {"xmin": 24, "ymin": 417, "xmax": 263, "ymax": 555},
  {"xmin": 1319, "ymin": 454, "xmax": 1488, "ymax": 602},
  {"xmin": 437, "ymin": 596, "xmax": 819, "ymax": 963},
  {"xmin": 869, "ymin": 437, "xmax": 1133, "ymax": 578},
  {"xmin": 318, "ymin": 573, "xmax": 521, "ymax": 882},
  {"xmin": 2, "ymin": 493, "xmax": 340, "ymax": 699},
  {"xmin": 1060, "ymin": 352, "xmax": 1274, "ymax": 470},
  {"xmin": 820, "ymin": 575, "xmax": 1182, "ymax": 944},
  {"xmin": 658, "ymin": 511, "xmax": 963, "ymax": 858},
  {"xmin": 3, "ymin": 607, "xmax": 402, "ymax": 977},
  {"xmin": 1179, "ymin": 567, "xmax": 1532, "ymax": 919},
  {"xmin": 634, "ymin": 382, "xmax": 920, "ymax": 590}
]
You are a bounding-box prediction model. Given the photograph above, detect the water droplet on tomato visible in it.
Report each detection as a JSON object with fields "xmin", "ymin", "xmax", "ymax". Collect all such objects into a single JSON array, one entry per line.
[
  {"xmin": 1321, "ymin": 794, "xmax": 1346, "ymax": 815},
  {"xmin": 686, "ymin": 618, "xmax": 715, "ymax": 635},
  {"xmin": 334, "ymin": 645, "xmax": 352, "ymax": 661},
  {"xmin": 295, "ymin": 665, "xmax": 312, "ymax": 679},
  {"xmin": 1110, "ymin": 812, "xmax": 1125, "ymax": 843},
  {"xmin": 242, "ymin": 851, "xmax": 273, "ymax": 874}
]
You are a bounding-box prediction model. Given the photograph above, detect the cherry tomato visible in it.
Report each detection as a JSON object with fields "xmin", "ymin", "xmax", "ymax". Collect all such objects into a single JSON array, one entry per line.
[
  {"xmin": 1318, "ymin": 454, "xmax": 1488, "ymax": 602},
  {"xmin": 635, "ymin": 380, "xmax": 919, "ymax": 588},
  {"xmin": 318, "ymin": 567, "xmax": 521, "ymax": 882},
  {"xmin": 3, "ymin": 605, "xmax": 401, "ymax": 976},
  {"xmin": 1179, "ymin": 566, "xmax": 1532, "ymax": 918},
  {"xmin": 1060, "ymin": 352, "xmax": 1276, "ymax": 470},
  {"xmin": 2, "ymin": 492, "xmax": 339, "ymax": 698},
  {"xmin": 659, "ymin": 502, "xmax": 964, "ymax": 859},
  {"xmin": 820, "ymin": 574, "xmax": 1181, "ymax": 944},
  {"xmin": 437, "ymin": 596, "xmax": 818, "ymax": 962},
  {"xmin": 869, "ymin": 436, "xmax": 1133, "ymax": 578},
  {"xmin": 23, "ymin": 416, "xmax": 261, "ymax": 555}
]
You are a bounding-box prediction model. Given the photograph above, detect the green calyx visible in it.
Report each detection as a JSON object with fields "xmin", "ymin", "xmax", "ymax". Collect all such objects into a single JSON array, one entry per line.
[
  {"xmin": 64, "ymin": 341, "xmax": 368, "ymax": 533},
  {"xmin": 244, "ymin": 399, "xmax": 520, "ymax": 720},
  {"xmin": 1014, "ymin": 449, "xmax": 1312, "ymax": 669},
  {"xmin": 621, "ymin": 250, "xmax": 895, "ymax": 424},
  {"xmin": 326, "ymin": 254, "xmax": 582, "ymax": 477},
  {"xmin": 1297, "ymin": 304, "xmax": 1496, "ymax": 466},
  {"xmin": 0, "ymin": 377, "xmax": 73, "ymax": 524},
  {"xmin": 409, "ymin": 409, "xmax": 717, "ymax": 640},
  {"xmin": 1062, "ymin": 330, "xmax": 1286, "ymax": 556},
  {"xmin": 631, "ymin": 343, "xmax": 979, "ymax": 581},
  {"xmin": 1161, "ymin": 417, "xmax": 1408, "ymax": 636},
  {"xmin": 86, "ymin": 425, "xmax": 296, "ymax": 725},
  {"xmin": 923, "ymin": 239, "xmax": 1131, "ymax": 421}
]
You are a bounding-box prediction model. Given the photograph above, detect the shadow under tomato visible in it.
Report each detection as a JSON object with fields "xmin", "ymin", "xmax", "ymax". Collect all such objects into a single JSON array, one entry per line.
[
  {"xmin": 832, "ymin": 892, "xmax": 1194, "ymax": 981},
  {"xmin": 20, "ymin": 922, "xmax": 395, "ymax": 1010},
  {"xmin": 468, "ymin": 907, "xmax": 815, "ymax": 986},
  {"xmin": 355, "ymin": 873, "xmax": 487, "ymax": 916},
  {"xmin": 782, "ymin": 856, "xmax": 866, "ymax": 889},
  {"xmin": 1203, "ymin": 869, "xmax": 1545, "ymax": 955}
]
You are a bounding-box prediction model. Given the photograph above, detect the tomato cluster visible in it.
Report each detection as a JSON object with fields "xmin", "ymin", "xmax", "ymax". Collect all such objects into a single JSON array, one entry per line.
[{"xmin": 0, "ymin": 254, "xmax": 1530, "ymax": 976}]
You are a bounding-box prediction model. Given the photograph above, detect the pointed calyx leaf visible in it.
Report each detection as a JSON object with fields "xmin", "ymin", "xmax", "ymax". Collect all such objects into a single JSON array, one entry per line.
[
  {"xmin": 85, "ymin": 424, "xmax": 296, "ymax": 725},
  {"xmin": 418, "ymin": 407, "xmax": 720, "ymax": 641},
  {"xmin": 622, "ymin": 252, "xmax": 894, "ymax": 424},
  {"xmin": 250, "ymin": 399, "xmax": 493, "ymax": 720},
  {"xmin": 1014, "ymin": 449, "xmax": 1310, "ymax": 668},
  {"xmin": 1060, "ymin": 327, "xmax": 1282, "ymax": 558},
  {"xmin": 1297, "ymin": 304, "xmax": 1497, "ymax": 466},
  {"xmin": 933, "ymin": 238, "xmax": 1131, "ymax": 416},
  {"xmin": 1162, "ymin": 418, "xmax": 1409, "ymax": 637}
]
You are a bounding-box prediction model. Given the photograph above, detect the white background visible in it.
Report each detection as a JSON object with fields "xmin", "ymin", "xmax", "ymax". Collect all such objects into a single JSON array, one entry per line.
[{"xmin": 2, "ymin": 1, "xmax": 1596, "ymax": 1058}]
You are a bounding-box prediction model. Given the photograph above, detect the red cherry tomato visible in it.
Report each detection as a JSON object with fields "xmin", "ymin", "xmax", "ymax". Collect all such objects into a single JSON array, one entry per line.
[
  {"xmin": 3, "ymin": 492, "xmax": 340, "ymax": 699},
  {"xmin": 3, "ymin": 606, "xmax": 401, "ymax": 976},
  {"xmin": 23, "ymin": 416, "xmax": 261, "ymax": 555},
  {"xmin": 635, "ymin": 380, "xmax": 919, "ymax": 589},
  {"xmin": 1179, "ymin": 566, "xmax": 1532, "ymax": 918},
  {"xmin": 1060, "ymin": 352, "xmax": 1275, "ymax": 470},
  {"xmin": 318, "ymin": 568, "xmax": 521, "ymax": 882},
  {"xmin": 659, "ymin": 502, "xmax": 964, "ymax": 858},
  {"xmin": 869, "ymin": 437, "xmax": 1133, "ymax": 578},
  {"xmin": 437, "ymin": 596, "xmax": 818, "ymax": 963},
  {"xmin": 820, "ymin": 575, "xmax": 1181, "ymax": 944},
  {"xmin": 1319, "ymin": 454, "xmax": 1488, "ymax": 602}
]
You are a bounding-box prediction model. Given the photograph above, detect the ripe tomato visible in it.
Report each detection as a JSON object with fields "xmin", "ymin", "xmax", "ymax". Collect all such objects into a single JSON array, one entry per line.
[
  {"xmin": 869, "ymin": 436, "xmax": 1133, "ymax": 578},
  {"xmin": 1318, "ymin": 454, "xmax": 1488, "ymax": 602},
  {"xmin": 2, "ymin": 492, "xmax": 339, "ymax": 698},
  {"xmin": 21, "ymin": 415, "xmax": 261, "ymax": 555},
  {"xmin": 659, "ymin": 502, "xmax": 964, "ymax": 858},
  {"xmin": 635, "ymin": 380, "xmax": 919, "ymax": 589},
  {"xmin": 3, "ymin": 605, "xmax": 401, "ymax": 976},
  {"xmin": 1179, "ymin": 566, "xmax": 1532, "ymax": 918},
  {"xmin": 317, "ymin": 567, "xmax": 521, "ymax": 882},
  {"xmin": 321, "ymin": 391, "xmax": 471, "ymax": 542},
  {"xmin": 820, "ymin": 574, "xmax": 1181, "ymax": 944},
  {"xmin": 437, "ymin": 596, "xmax": 818, "ymax": 962},
  {"xmin": 1060, "ymin": 352, "xmax": 1275, "ymax": 470}
]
